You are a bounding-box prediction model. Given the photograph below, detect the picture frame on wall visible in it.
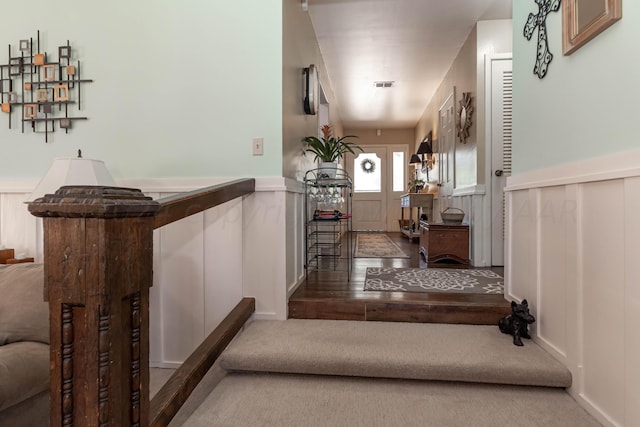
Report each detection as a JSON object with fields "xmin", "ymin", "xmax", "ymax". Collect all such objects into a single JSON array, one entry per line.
[{"xmin": 562, "ymin": 0, "xmax": 622, "ymax": 55}]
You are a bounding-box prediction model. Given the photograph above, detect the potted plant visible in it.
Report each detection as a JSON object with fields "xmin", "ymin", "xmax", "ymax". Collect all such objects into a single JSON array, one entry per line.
[
  {"xmin": 304, "ymin": 125, "xmax": 362, "ymax": 177},
  {"xmin": 408, "ymin": 178, "xmax": 425, "ymax": 193}
]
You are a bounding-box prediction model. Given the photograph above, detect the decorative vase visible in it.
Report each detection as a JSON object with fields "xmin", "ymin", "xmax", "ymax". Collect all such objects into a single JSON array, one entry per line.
[{"xmin": 319, "ymin": 161, "xmax": 338, "ymax": 179}]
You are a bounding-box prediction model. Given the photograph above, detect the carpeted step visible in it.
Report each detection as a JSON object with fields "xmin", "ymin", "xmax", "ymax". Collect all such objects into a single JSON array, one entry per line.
[
  {"xmin": 182, "ymin": 372, "xmax": 599, "ymax": 427},
  {"xmin": 220, "ymin": 319, "xmax": 571, "ymax": 388}
]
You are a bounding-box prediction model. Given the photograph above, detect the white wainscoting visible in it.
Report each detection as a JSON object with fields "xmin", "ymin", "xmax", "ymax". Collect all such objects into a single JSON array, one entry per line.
[
  {"xmin": 505, "ymin": 150, "xmax": 640, "ymax": 427},
  {"xmin": 0, "ymin": 191, "xmax": 37, "ymax": 256},
  {"xmin": 0, "ymin": 177, "xmax": 306, "ymax": 368}
]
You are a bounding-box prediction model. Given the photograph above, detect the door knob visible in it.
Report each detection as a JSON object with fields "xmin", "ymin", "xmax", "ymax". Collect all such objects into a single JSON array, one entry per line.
[{"xmin": 495, "ymin": 169, "xmax": 504, "ymax": 177}]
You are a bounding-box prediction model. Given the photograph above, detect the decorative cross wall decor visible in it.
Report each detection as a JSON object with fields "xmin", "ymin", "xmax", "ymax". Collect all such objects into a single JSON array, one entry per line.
[
  {"xmin": 524, "ymin": 0, "xmax": 561, "ymax": 79},
  {"xmin": 0, "ymin": 31, "xmax": 93, "ymax": 142}
]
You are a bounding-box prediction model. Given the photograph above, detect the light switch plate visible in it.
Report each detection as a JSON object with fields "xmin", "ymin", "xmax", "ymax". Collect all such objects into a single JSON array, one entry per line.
[{"xmin": 252, "ymin": 138, "xmax": 264, "ymax": 156}]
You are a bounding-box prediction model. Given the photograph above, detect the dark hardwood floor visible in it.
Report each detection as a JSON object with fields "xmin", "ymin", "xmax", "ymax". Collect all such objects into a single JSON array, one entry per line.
[{"xmin": 289, "ymin": 232, "xmax": 511, "ymax": 324}]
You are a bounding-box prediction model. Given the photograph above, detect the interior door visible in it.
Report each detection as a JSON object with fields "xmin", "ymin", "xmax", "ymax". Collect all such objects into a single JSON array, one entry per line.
[
  {"xmin": 438, "ymin": 90, "xmax": 456, "ymax": 197},
  {"xmin": 349, "ymin": 146, "xmax": 387, "ymax": 231},
  {"xmin": 489, "ymin": 57, "xmax": 513, "ymax": 266}
]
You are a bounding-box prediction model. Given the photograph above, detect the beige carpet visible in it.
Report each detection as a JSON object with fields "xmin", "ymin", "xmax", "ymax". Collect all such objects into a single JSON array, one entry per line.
[
  {"xmin": 166, "ymin": 320, "xmax": 600, "ymax": 426},
  {"xmin": 183, "ymin": 373, "xmax": 600, "ymax": 427},
  {"xmin": 182, "ymin": 319, "xmax": 599, "ymax": 427},
  {"xmin": 220, "ymin": 319, "xmax": 570, "ymax": 387},
  {"xmin": 150, "ymin": 362, "xmax": 228, "ymax": 427},
  {"xmin": 354, "ymin": 233, "xmax": 409, "ymax": 258}
]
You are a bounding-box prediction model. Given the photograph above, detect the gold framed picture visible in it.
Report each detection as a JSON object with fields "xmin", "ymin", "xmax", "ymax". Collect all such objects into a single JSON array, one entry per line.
[{"xmin": 562, "ymin": 0, "xmax": 622, "ymax": 55}]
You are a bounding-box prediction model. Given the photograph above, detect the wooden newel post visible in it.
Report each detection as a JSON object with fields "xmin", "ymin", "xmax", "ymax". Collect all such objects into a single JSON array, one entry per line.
[{"xmin": 28, "ymin": 186, "xmax": 160, "ymax": 427}]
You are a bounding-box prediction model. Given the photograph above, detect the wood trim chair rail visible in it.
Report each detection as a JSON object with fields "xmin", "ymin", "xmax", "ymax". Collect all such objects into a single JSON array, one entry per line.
[{"xmin": 154, "ymin": 178, "xmax": 255, "ymax": 229}]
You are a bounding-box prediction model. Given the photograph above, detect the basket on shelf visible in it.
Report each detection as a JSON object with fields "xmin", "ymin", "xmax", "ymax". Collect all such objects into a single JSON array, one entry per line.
[{"xmin": 441, "ymin": 207, "xmax": 465, "ymax": 225}]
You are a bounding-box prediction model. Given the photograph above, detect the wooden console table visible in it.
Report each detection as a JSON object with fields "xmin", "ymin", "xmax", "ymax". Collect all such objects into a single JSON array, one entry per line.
[
  {"xmin": 419, "ymin": 221, "xmax": 470, "ymax": 267},
  {"xmin": 400, "ymin": 193, "xmax": 433, "ymax": 240}
]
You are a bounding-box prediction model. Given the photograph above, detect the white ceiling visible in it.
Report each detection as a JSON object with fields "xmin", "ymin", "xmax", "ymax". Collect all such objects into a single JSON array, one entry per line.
[{"xmin": 307, "ymin": 0, "xmax": 512, "ymax": 129}]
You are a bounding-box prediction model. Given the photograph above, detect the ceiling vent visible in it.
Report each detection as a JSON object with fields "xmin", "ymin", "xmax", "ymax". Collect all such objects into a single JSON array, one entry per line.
[{"xmin": 374, "ymin": 81, "xmax": 394, "ymax": 88}]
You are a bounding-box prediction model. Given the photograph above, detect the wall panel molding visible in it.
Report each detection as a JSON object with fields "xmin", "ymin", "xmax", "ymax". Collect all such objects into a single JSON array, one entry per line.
[
  {"xmin": 623, "ymin": 177, "xmax": 640, "ymax": 425},
  {"xmin": 0, "ymin": 176, "xmax": 301, "ymax": 367},
  {"xmin": 506, "ymin": 158, "xmax": 638, "ymax": 426}
]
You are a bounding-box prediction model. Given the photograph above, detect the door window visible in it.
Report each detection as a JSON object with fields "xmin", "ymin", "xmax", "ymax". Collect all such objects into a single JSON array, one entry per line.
[
  {"xmin": 353, "ymin": 153, "xmax": 381, "ymax": 193},
  {"xmin": 392, "ymin": 151, "xmax": 405, "ymax": 192}
]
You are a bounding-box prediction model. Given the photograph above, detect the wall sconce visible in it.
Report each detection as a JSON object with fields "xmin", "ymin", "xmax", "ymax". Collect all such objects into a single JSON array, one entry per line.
[
  {"xmin": 416, "ymin": 131, "xmax": 436, "ymax": 181},
  {"xmin": 417, "ymin": 132, "xmax": 433, "ymax": 158},
  {"xmin": 409, "ymin": 154, "xmax": 422, "ymax": 166}
]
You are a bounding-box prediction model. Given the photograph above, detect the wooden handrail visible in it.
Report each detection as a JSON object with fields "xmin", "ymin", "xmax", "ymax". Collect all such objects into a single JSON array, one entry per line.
[
  {"xmin": 150, "ymin": 298, "xmax": 255, "ymax": 426},
  {"xmin": 154, "ymin": 178, "xmax": 255, "ymax": 229},
  {"xmin": 28, "ymin": 180, "xmax": 256, "ymax": 426}
]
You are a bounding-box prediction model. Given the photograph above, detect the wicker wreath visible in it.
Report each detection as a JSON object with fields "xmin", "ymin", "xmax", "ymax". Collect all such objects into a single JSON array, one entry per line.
[{"xmin": 360, "ymin": 158, "xmax": 376, "ymax": 174}]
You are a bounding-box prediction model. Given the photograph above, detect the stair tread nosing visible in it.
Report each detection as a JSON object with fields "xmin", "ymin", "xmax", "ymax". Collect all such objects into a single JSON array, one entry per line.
[
  {"xmin": 183, "ymin": 373, "xmax": 599, "ymax": 427},
  {"xmin": 220, "ymin": 319, "xmax": 571, "ymax": 388}
]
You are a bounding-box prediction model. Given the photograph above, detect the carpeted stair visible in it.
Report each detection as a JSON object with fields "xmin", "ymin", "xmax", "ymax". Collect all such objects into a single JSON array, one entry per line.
[{"xmin": 182, "ymin": 320, "xmax": 601, "ymax": 426}]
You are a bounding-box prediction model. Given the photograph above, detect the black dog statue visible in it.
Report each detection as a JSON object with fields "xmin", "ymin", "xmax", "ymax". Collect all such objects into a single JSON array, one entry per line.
[{"xmin": 498, "ymin": 299, "xmax": 536, "ymax": 346}]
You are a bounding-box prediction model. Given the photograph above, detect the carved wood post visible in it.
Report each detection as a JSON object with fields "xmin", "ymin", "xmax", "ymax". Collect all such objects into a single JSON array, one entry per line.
[{"xmin": 29, "ymin": 186, "xmax": 160, "ymax": 427}]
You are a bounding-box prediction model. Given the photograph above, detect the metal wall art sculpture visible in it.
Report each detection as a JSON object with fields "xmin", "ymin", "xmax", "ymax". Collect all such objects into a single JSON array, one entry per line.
[
  {"xmin": 524, "ymin": 0, "xmax": 561, "ymax": 79},
  {"xmin": 456, "ymin": 92, "xmax": 473, "ymax": 143},
  {"xmin": 0, "ymin": 31, "xmax": 92, "ymax": 142}
]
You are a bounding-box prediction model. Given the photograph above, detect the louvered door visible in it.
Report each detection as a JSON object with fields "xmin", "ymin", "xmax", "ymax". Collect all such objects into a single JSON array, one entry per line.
[{"xmin": 490, "ymin": 57, "xmax": 512, "ymax": 266}]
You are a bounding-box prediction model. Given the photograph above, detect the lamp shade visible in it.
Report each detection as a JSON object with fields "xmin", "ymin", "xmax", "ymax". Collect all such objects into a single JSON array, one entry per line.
[
  {"xmin": 417, "ymin": 141, "xmax": 433, "ymax": 155},
  {"xmin": 409, "ymin": 154, "xmax": 422, "ymax": 164},
  {"xmin": 29, "ymin": 157, "xmax": 116, "ymax": 201}
]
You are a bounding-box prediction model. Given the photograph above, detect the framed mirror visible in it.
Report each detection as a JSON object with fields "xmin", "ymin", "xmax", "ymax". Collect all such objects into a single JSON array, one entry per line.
[
  {"xmin": 303, "ymin": 64, "xmax": 318, "ymax": 115},
  {"xmin": 562, "ymin": 0, "xmax": 622, "ymax": 55}
]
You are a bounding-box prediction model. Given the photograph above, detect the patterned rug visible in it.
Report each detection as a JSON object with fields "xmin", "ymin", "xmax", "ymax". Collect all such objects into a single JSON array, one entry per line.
[
  {"xmin": 354, "ymin": 233, "xmax": 409, "ymax": 258},
  {"xmin": 364, "ymin": 267, "xmax": 504, "ymax": 294}
]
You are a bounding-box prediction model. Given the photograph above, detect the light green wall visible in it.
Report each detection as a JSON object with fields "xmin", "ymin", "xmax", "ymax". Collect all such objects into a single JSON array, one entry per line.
[
  {"xmin": 0, "ymin": 0, "xmax": 283, "ymax": 180},
  {"xmin": 513, "ymin": 2, "xmax": 639, "ymax": 173}
]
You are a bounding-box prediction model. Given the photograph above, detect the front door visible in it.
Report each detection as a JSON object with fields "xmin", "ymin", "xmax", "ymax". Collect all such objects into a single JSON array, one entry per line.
[
  {"xmin": 349, "ymin": 146, "xmax": 387, "ymax": 231},
  {"xmin": 347, "ymin": 145, "xmax": 407, "ymax": 231}
]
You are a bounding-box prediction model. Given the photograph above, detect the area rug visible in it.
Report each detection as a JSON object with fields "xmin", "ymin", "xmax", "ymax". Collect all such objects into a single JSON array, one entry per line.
[
  {"xmin": 364, "ymin": 267, "xmax": 504, "ymax": 294},
  {"xmin": 354, "ymin": 233, "xmax": 409, "ymax": 258}
]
